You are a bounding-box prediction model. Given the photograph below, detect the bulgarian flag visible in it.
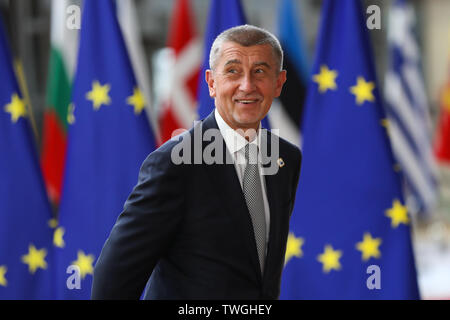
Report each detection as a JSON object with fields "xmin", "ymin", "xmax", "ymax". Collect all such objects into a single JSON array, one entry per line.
[
  {"xmin": 41, "ymin": 0, "xmax": 79, "ymax": 205},
  {"xmin": 434, "ymin": 75, "xmax": 450, "ymax": 163}
]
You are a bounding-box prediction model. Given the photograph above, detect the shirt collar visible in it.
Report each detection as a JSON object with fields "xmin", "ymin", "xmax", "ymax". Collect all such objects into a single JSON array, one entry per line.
[{"xmin": 215, "ymin": 108, "xmax": 261, "ymax": 154}]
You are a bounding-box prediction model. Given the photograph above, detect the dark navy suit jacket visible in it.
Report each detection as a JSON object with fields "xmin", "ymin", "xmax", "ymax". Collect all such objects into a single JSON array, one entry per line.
[{"xmin": 91, "ymin": 111, "xmax": 301, "ymax": 299}]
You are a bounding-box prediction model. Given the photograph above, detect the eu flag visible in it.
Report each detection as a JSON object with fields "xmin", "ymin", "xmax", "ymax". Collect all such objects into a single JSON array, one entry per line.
[
  {"xmin": 0, "ymin": 14, "xmax": 54, "ymax": 299},
  {"xmin": 280, "ymin": 0, "xmax": 420, "ymax": 299},
  {"xmin": 197, "ymin": 0, "xmax": 270, "ymax": 129},
  {"xmin": 55, "ymin": 0, "xmax": 156, "ymax": 299},
  {"xmin": 197, "ymin": 0, "xmax": 246, "ymax": 120}
]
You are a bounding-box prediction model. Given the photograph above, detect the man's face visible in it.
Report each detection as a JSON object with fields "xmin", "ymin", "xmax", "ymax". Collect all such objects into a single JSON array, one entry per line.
[{"xmin": 206, "ymin": 42, "xmax": 286, "ymax": 131}]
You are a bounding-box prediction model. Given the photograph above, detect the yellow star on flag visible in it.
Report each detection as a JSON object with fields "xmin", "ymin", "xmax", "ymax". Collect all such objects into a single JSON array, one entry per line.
[
  {"xmin": 21, "ymin": 244, "xmax": 48, "ymax": 274},
  {"xmin": 72, "ymin": 250, "xmax": 95, "ymax": 279},
  {"xmin": 442, "ymin": 86, "xmax": 450, "ymax": 112},
  {"xmin": 284, "ymin": 232, "xmax": 304, "ymax": 265},
  {"xmin": 4, "ymin": 93, "xmax": 27, "ymax": 123},
  {"xmin": 86, "ymin": 81, "xmax": 111, "ymax": 110},
  {"xmin": 317, "ymin": 245, "xmax": 342, "ymax": 273},
  {"xmin": 380, "ymin": 118, "xmax": 390, "ymax": 130},
  {"xmin": 385, "ymin": 199, "xmax": 410, "ymax": 228},
  {"xmin": 48, "ymin": 218, "xmax": 58, "ymax": 229},
  {"xmin": 0, "ymin": 265, "xmax": 7, "ymax": 287},
  {"xmin": 313, "ymin": 65, "xmax": 338, "ymax": 93},
  {"xmin": 350, "ymin": 76, "xmax": 375, "ymax": 105},
  {"xmin": 356, "ymin": 232, "xmax": 382, "ymax": 261},
  {"xmin": 127, "ymin": 87, "xmax": 146, "ymax": 115},
  {"xmin": 67, "ymin": 103, "xmax": 76, "ymax": 124},
  {"xmin": 53, "ymin": 227, "xmax": 65, "ymax": 248}
]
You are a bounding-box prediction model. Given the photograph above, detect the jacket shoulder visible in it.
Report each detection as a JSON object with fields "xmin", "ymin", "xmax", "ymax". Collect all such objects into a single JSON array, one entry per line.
[{"xmin": 269, "ymin": 131, "xmax": 302, "ymax": 162}]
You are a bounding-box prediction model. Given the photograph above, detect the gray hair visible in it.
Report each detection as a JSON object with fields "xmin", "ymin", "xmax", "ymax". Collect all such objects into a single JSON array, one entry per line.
[{"xmin": 209, "ymin": 24, "xmax": 284, "ymax": 72}]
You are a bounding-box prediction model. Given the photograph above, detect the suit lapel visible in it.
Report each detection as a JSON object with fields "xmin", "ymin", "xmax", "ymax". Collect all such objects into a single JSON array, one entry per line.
[
  {"xmin": 201, "ymin": 112, "xmax": 263, "ymax": 281},
  {"xmin": 201, "ymin": 113, "xmax": 287, "ymax": 284},
  {"xmin": 261, "ymin": 131, "xmax": 283, "ymax": 282}
]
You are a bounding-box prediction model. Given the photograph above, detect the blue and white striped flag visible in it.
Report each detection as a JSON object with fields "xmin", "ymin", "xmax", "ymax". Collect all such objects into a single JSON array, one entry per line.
[{"xmin": 384, "ymin": 0, "xmax": 438, "ymax": 216}]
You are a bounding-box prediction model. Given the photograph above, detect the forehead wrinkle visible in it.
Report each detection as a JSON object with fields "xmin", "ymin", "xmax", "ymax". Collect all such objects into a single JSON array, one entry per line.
[
  {"xmin": 224, "ymin": 59, "xmax": 241, "ymax": 67},
  {"xmin": 223, "ymin": 59, "xmax": 272, "ymax": 70},
  {"xmin": 254, "ymin": 61, "xmax": 271, "ymax": 69}
]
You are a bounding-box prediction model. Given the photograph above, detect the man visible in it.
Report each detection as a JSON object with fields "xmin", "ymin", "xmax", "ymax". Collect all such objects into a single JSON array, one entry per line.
[{"xmin": 91, "ymin": 25, "xmax": 302, "ymax": 300}]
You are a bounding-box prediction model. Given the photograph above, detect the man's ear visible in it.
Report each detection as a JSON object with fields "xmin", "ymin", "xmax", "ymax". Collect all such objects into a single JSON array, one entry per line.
[
  {"xmin": 205, "ymin": 69, "xmax": 216, "ymax": 98},
  {"xmin": 275, "ymin": 69, "xmax": 287, "ymax": 97}
]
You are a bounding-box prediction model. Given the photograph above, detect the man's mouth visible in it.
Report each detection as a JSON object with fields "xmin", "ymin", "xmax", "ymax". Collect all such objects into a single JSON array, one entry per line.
[{"xmin": 235, "ymin": 99, "xmax": 259, "ymax": 105}]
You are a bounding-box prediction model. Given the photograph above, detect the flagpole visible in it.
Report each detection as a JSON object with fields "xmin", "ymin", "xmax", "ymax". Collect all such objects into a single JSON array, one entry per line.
[{"xmin": 14, "ymin": 58, "xmax": 39, "ymax": 141}]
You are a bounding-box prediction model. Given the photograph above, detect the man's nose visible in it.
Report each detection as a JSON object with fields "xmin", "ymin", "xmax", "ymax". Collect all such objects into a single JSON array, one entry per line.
[{"xmin": 238, "ymin": 73, "xmax": 256, "ymax": 92}]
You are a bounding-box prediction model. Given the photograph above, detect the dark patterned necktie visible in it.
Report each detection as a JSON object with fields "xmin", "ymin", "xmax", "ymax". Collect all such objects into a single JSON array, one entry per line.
[{"xmin": 242, "ymin": 143, "xmax": 266, "ymax": 273}]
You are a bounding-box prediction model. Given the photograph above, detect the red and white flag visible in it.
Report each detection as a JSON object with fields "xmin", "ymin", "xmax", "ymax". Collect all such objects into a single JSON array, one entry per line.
[{"xmin": 158, "ymin": 0, "xmax": 202, "ymax": 145}]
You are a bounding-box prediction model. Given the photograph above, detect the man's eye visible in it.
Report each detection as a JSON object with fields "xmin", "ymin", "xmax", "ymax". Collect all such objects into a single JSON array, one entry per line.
[
  {"xmin": 227, "ymin": 69, "xmax": 238, "ymax": 74},
  {"xmin": 255, "ymin": 68, "xmax": 265, "ymax": 74}
]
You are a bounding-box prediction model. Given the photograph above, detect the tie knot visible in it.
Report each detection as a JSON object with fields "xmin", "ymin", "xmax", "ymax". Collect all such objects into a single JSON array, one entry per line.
[{"xmin": 245, "ymin": 143, "xmax": 259, "ymax": 165}]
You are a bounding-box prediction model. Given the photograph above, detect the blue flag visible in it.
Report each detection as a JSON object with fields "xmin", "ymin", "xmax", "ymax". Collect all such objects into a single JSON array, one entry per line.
[
  {"xmin": 55, "ymin": 0, "xmax": 156, "ymax": 299},
  {"xmin": 197, "ymin": 0, "xmax": 270, "ymax": 129},
  {"xmin": 277, "ymin": 0, "xmax": 309, "ymax": 86},
  {"xmin": 0, "ymin": 14, "xmax": 54, "ymax": 299},
  {"xmin": 280, "ymin": 0, "xmax": 420, "ymax": 299},
  {"xmin": 273, "ymin": 0, "xmax": 310, "ymax": 145}
]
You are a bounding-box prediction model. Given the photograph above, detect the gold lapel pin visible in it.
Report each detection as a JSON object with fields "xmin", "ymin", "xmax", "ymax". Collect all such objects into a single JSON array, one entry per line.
[{"xmin": 277, "ymin": 158, "xmax": 285, "ymax": 168}]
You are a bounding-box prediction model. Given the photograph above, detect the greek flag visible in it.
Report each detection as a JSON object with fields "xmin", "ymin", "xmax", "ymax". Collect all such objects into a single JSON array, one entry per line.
[{"xmin": 384, "ymin": 0, "xmax": 438, "ymax": 216}]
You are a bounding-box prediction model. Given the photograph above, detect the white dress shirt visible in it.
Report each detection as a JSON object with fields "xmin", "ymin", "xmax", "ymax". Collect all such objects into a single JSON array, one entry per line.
[{"xmin": 214, "ymin": 109, "xmax": 271, "ymax": 252}]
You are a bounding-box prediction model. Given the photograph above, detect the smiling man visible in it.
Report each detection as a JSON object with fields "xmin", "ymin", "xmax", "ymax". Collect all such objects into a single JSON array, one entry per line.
[
  {"xmin": 92, "ymin": 25, "xmax": 302, "ymax": 300},
  {"xmin": 206, "ymin": 33, "xmax": 286, "ymax": 132}
]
